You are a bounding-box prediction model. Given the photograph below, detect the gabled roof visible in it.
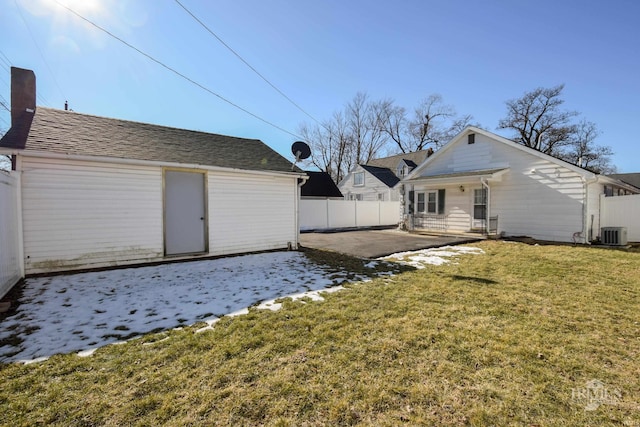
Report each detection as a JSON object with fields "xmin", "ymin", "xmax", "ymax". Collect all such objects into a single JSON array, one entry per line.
[
  {"xmin": 607, "ymin": 173, "xmax": 640, "ymax": 190},
  {"xmin": 360, "ymin": 164, "xmax": 400, "ymax": 187},
  {"xmin": 0, "ymin": 107, "xmax": 297, "ymax": 173},
  {"xmin": 366, "ymin": 149, "xmax": 431, "ymax": 171},
  {"xmin": 406, "ymin": 126, "xmax": 599, "ymax": 181},
  {"xmin": 301, "ymin": 171, "xmax": 343, "ymax": 197}
]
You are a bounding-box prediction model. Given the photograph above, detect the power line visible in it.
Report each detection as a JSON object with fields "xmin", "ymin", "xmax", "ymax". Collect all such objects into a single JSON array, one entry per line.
[
  {"xmin": 53, "ymin": 0, "xmax": 303, "ymax": 140},
  {"xmin": 174, "ymin": 0, "xmax": 323, "ymax": 129},
  {"xmin": 15, "ymin": 0, "xmax": 67, "ymax": 101},
  {"xmin": 0, "ymin": 50, "xmax": 11, "ymax": 69}
]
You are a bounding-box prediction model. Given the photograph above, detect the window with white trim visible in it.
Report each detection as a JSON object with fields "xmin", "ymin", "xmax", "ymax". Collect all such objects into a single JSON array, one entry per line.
[
  {"xmin": 417, "ymin": 192, "xmax": 425, "ymax": 212},
  {"xmin": 416, "ymin": 190, "xmax": 445, "ymax": 214},
  {"xmin": 353, "ymin": 172, "xmax": 364, "ymax": 186}
]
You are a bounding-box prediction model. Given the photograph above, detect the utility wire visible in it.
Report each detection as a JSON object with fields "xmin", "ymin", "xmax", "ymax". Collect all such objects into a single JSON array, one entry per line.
[
  {"xmin": 174, "ymin": 0, "xmax": 323, "ymax": 130},
  {"xmin": 15, "ymin": 0, "xmax": 67, "ymax": 101},
  {"xmin": 53, "ymin": 0, "xmax": 303, "ymax": 140},
  {"xmin": 0, "ymin": 50, "xmax": 11, "ymax": 68}
]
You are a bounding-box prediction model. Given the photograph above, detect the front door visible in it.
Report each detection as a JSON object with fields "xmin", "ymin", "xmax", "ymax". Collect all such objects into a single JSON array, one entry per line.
[
  {"xmin": 472, "ymin": 188, "xmax": 487, "ymax": 231},
  {"xmin": 164, "ymin": 170, "xmax": 207, "ymax": 255}
]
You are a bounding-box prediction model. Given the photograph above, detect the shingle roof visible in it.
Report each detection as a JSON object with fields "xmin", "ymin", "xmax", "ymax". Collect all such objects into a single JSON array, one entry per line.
[
  {"xmin": 607, "ymin": 173, "xmax": 640, "ymax": 189},
  {"xmin": 0, "ymin": 107, "xmax": 297, "ymax": 173},
  {"xmin": 361, "ymin": 164, "xmax": 401, "ymax": 187},
  {"xmin": 365, "ymin": 149, "xmax": 431, "ymax": 170},
  {"xmin": 301, "ymin": 171, "xmax": 343, "ymax": 198}
]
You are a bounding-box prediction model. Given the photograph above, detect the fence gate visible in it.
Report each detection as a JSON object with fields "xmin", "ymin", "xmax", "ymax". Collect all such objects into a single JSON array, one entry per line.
[{"xmin": 0, "ymin": 171, "xmax": 22, "ymax": 298}]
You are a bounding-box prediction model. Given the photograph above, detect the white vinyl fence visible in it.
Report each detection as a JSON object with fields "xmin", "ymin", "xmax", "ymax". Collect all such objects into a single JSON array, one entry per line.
[
  {"xmin": 0, "ymin": 171, "xmax": 22, "ymax": 298},
  {"xmin": 600, "ymin": 194, "xmax": 640, "ymax": 242},
  {"xmin": 300, "ymin": 200, "xmax": 400, "ymax": 231}
]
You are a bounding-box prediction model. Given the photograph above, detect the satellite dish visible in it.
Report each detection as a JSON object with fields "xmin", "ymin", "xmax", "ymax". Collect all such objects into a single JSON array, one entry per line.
[{"xmin": 291, "ymin": 141, "xmax": 311, "ymax": 161}]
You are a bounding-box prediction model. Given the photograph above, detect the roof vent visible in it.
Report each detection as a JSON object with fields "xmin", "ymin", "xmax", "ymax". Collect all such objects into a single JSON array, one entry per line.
[{"xmin": 468, "ymin": 133, "xmax": 475, "ymax": 144}]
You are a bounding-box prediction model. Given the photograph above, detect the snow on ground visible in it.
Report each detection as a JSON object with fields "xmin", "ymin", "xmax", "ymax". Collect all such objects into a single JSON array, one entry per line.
[
  {"xmin": 0, "ymin": 245, "xmax": 483, "ymax": 363},
  {"xmin": 380, "ymin": 245, "xmax": 484, "ymax": 269},
  {"xmin": 0, "ymin": 252, "xmax": 380, "ymax": 363}
]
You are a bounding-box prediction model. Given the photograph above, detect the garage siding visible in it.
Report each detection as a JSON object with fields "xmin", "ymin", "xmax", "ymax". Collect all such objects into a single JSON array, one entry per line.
[
  {"xmin": 20, "ymin": 156, "xmax": 299, "ymax": 274},
  {"xmin": 21, "ymin": 157, "xmax": 164, "ymax": 274},
  {"xmin": 208, "ymin": 172, "xmax": 297, "ymax": 255}
]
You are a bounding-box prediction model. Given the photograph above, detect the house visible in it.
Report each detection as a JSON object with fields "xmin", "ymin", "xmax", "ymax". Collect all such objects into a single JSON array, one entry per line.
[
  {"xmin": 338, "ymin": 149, "xmax": 432, "ymax": 201},
  {"xmin": 0, "ymin": 67, "xmax": 306, "ymax": 276},
  {"xmin": 606, "ymin": 173, "xmax": 640, "ymax": 194},
  {"xmin": 300, "ymin": 171, "xmax": 343, "ymax": 199},
  {"xmin": 402, "ymin": 126, "xmax": 638, "ymax": 243}
]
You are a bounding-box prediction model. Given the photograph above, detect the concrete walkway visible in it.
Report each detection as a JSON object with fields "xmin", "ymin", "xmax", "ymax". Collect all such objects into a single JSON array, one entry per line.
[{"xmin": 300, "ymin": 229, "xmax": 482, "ymax": 258}]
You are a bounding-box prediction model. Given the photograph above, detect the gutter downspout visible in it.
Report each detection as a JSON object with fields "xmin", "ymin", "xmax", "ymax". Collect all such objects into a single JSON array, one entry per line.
[
  {"xmin": 481, "ymin": 177, "xmax": 490, "ymax": 235},
  {"xmin": 582, "ymin": 175, "xmax": 598, "ymax": 244},
  {"xmin": 295, "ymin": 175, "xmax": 309, "ymax": 249}
]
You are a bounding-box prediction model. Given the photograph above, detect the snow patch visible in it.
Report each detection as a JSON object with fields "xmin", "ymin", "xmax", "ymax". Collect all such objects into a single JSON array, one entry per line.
[{"xmin": 381, "ymin": 245, "xmax": 484, "ymax": 269}]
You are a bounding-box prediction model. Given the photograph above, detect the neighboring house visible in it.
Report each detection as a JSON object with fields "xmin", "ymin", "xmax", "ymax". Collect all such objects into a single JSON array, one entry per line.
[
  {"xmin": 300, "ymin": 171, "xmax": 343, "ymax": 199},
  {"xmin": 402, "ymin": 126, "xmax": 638, "ymax": 243},
  {"xmin": 338, "ymin": 149, "xmax": 432, "ymax": 201},
  {"xmin": 0, "ymin": 67, "xmax": 305, "ymax": 275},
  {"xmin": 606, "ymin": 173, "xmax": 640, "ymax": 194}
]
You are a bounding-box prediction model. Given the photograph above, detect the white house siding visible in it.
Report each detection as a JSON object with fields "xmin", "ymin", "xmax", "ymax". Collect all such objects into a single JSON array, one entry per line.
[
  {"xmin": 415, "ymin": 133, "xmax": 587, "ymax": 242},
  {"xmin": 208, "ymin": 172, "xmax": 297, "ymax": 255},
  {"xmin": 339, "ymin": 166, "xmax": 397, "ymax": 201},
  {"xmin": 444, "ymin": 186, "xmax": 473, "ymax": 232},
  {"xmin": 0, "ymin": 171, "xmax": 21, "ymax": 297},
  {"xmin": 21, "ymin": 157, "xmax": 164, "ymax": 274}
]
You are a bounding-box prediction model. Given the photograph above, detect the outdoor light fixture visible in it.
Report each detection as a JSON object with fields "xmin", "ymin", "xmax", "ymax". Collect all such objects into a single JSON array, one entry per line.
[{"xmin": 459, "ymin": 185, "xmax": 465, "ymax": 192}]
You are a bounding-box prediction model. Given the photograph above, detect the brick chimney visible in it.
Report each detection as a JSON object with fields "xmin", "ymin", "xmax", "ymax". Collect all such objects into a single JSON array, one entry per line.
[
  {"xmin": 0, "ymin": 67, "xmax": 36, "ymax": 149},
  {"xmin": 10, "ymin": 67, "xmax": 36, "ymax": 127}
]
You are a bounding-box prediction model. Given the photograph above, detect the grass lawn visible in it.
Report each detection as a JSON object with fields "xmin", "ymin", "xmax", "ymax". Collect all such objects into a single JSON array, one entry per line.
[{"xmin": 1, "ymin": 241, "xmax": 639, "ymax": 426}]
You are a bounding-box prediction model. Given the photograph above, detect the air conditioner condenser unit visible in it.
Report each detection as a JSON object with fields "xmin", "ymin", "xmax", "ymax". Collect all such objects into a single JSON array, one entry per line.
[{"xmin": 601, "ymin": 227, "xmax": 628, "ymax": 246}]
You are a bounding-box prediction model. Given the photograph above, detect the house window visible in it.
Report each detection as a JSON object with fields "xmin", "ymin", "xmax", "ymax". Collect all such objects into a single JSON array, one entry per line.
[
  {"xmin": 349, "ymin": 193, "xmax": 362, "ymax": 201},
  {"xmin": 604, "ymin": 186, "xmax": 613, "ymax": 197},
  {"xmin": 474, "ymin": 188, "xmax": 487, "ymax": 220},
  {"xmin": 468, "ymin": 133, "xmax": 475, "ymax": 144},
  {"xmin": 417, "ymin": 192, "xmax": 425, "ymax": 213},
  {"xmin": 354, "ymin": 172, "xmax": 364, "ymax": 186},
  {"xmin": 378, "ymin": 193, "xmax": 385, "ymax": 201},
  {"xmin": 427, "ymin": 191, "xmax": 437, "ymax": 213},
  {"xmin": 416, "ymin": 190, "xmax": 445, "ymax": 214}
]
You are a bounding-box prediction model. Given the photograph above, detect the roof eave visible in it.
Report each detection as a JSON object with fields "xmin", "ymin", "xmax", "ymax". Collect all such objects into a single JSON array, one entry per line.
[
  {"xmin": 404, "ymin": 168, "xmax": 509, "ymax": 185},
  {"xmin": 11, "ymin": 150, "xmax": 307, "ymax": 178}
]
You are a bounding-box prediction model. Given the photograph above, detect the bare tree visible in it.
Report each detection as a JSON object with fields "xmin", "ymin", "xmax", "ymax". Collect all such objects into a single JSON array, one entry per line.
[
  {"xmin": 300, "ymin": 93, "xmax": 475, "ymax": 182},
  {"xmin": 498, "ymin": 85, "xmax": 617, "ymax": 172},
  {"xmin": 379, "ymin": 94, "xmax": 476, "ymax": 153},
  {"xmin": 377, "ymin": 99, "xmax": 406, "ymax": 153},
  {"xmin": 565, "ymin": 120, "xmax": 616, "ymax": 174},
  {"xmin": 408, "ymin": 94, "xmax": 456, "ymax": 150},
  {"xmin": 498, "ymin": 84, "xmax": 578, "ymax": 155},
  {"xmin": 346, "ymin": 93, "xmax": 387, "ymax": 165}
]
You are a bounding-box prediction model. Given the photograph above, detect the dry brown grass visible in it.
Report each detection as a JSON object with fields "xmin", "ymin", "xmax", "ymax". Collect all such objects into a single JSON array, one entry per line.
[{"xmin": 1, "ymin": 241, "xmax": 639, "ymax": 426}]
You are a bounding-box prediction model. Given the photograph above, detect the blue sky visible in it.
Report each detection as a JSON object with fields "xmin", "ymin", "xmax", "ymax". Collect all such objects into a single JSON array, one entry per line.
[{"xmin": 1, "ymin": 0, "xmax": 639, "ymax": 172}]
